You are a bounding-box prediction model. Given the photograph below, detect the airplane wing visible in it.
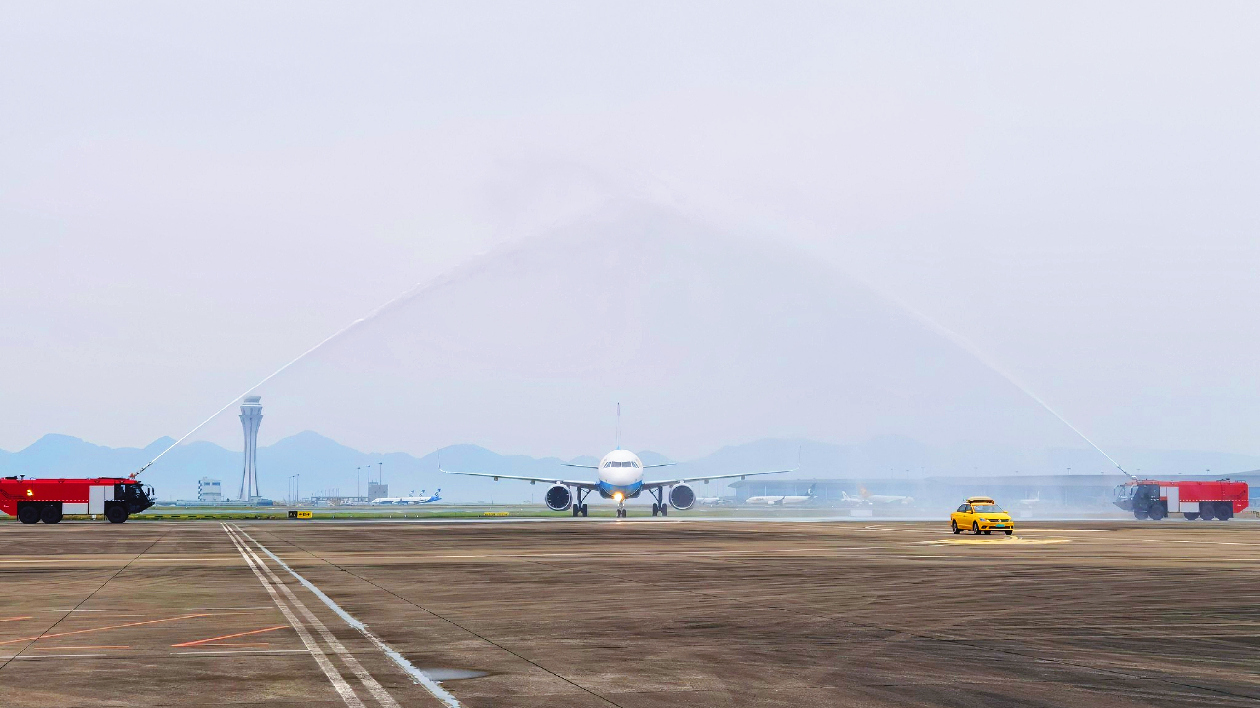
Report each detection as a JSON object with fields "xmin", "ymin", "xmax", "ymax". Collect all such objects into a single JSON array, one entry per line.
[
  {"xmin": 441, "ymin": 468, "xmax": 599, "ymax": 490},
  {"xmin": 642, "ymin": 462, "xmax": 676, "ymax": 469},
  {"xmin": 561, "ymin": 463, "xmax": 599, "ymax": 469},
  {"xmin": 641, "ymin": 467, "xmax": 793, "ymax": 489}
]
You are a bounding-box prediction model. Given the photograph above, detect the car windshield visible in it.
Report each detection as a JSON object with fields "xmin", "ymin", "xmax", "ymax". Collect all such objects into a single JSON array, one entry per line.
[{"xmin": 972, "ymin": 504, "xmax": 1004, "ymax": 513}]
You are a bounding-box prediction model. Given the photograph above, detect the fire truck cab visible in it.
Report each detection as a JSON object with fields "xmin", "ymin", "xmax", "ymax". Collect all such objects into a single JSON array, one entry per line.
[
  {"xmin": 1113, "ymin": 479, "xmax": 1248, "ymax": 521},
  {"xmin": 0, "ymin": 477, "xmax": 156, "ymax": 524}
]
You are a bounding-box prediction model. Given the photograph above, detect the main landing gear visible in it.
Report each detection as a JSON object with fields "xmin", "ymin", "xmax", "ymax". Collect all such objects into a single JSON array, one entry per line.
[
  {"xmin": 570, "ymin": 488, "xmax": 590, "ymax": 517},
  {"xmin": 649, "ymin": 487, "xmax": 669, "ymax": 517}
]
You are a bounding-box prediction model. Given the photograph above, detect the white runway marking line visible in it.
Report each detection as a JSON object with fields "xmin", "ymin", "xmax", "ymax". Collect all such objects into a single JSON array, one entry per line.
[
  {"xmin": 221, "ymin": 524, "xmax": 366, "ymax": 708},
  {"xmin": 230, "ymin": 529, "xmax": 401, "ymax": 708},
  {"xmin": 316, "ymin": 547, "xmax": 875, "ymax": 563},
  {"xmin": 233, "ymin": 525, "xmax": 462, "ymax": 708}
]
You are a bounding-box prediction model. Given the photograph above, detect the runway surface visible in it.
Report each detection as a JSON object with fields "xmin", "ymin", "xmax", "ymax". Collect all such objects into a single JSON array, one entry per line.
[{"xmin": 0, "ymin": 518, "xmax": 1257, "ymax": 707}]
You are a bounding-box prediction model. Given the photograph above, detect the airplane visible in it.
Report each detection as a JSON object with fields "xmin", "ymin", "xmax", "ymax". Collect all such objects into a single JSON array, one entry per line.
[
  {"xmin": 370, "ymin": 489, "xmax": 442, "ymax": 505},
  {"xmin": 745, "ymin": 485, "xmax": 816, "ymax": 506},
  {"xmin": 442, "ymin": 449, "xmax": 793, "ymax": 518},
  {"xmin": 695, "ymin": 496, "xmax": 734, "ymax": 506},
  {"xmin": 850, "ymin": 486, "xmax": 914, "ymax": 505},
  {"xmin": 411, "ymin": 488, "xmax": 442, "ymax": 504}
]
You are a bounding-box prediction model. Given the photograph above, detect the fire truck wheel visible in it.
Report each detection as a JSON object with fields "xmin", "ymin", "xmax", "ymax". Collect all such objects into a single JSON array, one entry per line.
[
  {"xmin": 1148, "ymin": 505, "xmax": 1165, "ymax": 521},
  {"xmin": 1134, "ymin": 509, "xmax": 1149, "ymax": 520},
  {"xmin": 1183, "ymin": 512, "xmax": 1199, "ymax": 521},
  {"xmin": 1217, "ymin": 504, "xmax": 1232, "ymax": 520},
  {"xmin": 105, "ymin": 506, "xmax": 128, "ymax": 524},
  {"xmin": 17, "ymin": 505, "xmax": 40, "ymax": 524},
  {"xmin": 40, "ymin": 505, "xmax": 63, "ymax": 524},
  {"xmin": 1199, "ymin": 505, "xmax": 1216, "ymax": 521}
]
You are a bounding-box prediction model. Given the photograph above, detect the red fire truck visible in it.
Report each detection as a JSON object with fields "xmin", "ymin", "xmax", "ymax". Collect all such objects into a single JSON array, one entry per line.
[
  {"xmin": 0, "ymin": 477, "xmax": 156, "ymax": 524},
  {"xmin": 1113, "ymin": 479, "xmax": 1249, "ymax": 521}
]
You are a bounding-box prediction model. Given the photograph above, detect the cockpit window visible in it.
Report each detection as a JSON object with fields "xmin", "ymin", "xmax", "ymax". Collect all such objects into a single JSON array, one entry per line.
[{"xmin": 631, "ymin": 461, "xmax": 639, "ymax": 468}]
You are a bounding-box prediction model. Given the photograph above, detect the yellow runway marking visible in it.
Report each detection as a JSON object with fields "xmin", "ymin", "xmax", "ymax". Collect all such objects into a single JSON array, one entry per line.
[{"xmin": 0, "ymin": 616, "xmax": 33, "ymax": 623}]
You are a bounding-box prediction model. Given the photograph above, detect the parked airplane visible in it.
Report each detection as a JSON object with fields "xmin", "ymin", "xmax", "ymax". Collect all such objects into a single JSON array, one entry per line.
[
  {"xmin": 745, "ymin": 485, "xmax": 816, "ymax": 506},
  {"xmin": 371, "ymin": 489, "xmax": 442, "ymax": 505},
  {"xmin": 696, "ymin": 496, "xmax": 734, "ymax": 506},
  {"xmin": 443, "ymin": 450, "xmax": 792, "ymax": 517},
  {"xmin": 848, "ymin": 487, "xmax": 914, "ymax": 505}
]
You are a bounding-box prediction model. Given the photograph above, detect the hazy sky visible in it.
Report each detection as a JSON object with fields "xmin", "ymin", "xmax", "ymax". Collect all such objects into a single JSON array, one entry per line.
[{"xmin": 2, "ymin": 2, "xmax": 1258, "ymax": 462}]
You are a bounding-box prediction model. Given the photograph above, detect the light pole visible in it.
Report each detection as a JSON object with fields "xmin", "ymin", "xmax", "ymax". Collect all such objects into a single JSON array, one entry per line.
[{"xmin": 378, "ymin": 462, "xmax": 383, "ymax": 485}]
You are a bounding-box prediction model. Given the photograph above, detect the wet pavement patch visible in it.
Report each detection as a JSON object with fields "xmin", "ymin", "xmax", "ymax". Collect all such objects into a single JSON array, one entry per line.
[{"xmin": 421, "ymin": 668, "xmax": 490, "ymax": 681}]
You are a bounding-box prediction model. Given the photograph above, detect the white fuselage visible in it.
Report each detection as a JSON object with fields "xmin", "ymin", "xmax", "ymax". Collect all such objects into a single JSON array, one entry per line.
[
  {"xmin": 595, "ymin": 450, "xmax": 645, "ymax": 500},
  {"xmin": 371, "ymin": 490, "xmax": 441, "ymax": 505}
]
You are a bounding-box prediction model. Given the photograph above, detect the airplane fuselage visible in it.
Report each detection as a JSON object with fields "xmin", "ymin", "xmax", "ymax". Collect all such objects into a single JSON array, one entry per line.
[{"xmin": 745, "ymin": 495, "xmax": 811, "ymax": 506}]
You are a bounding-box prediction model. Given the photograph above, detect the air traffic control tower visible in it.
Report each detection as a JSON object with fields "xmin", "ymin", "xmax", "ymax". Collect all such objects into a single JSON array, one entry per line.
[{"xmin": 238, "ymin": 396, "xmax": 263, "ymax": 501}]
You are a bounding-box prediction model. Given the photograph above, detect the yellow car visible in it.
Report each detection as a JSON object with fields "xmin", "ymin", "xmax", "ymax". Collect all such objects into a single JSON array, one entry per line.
[{"xmin": 951, "ymin": 497, "xmax": 1014, "ymax": 535}]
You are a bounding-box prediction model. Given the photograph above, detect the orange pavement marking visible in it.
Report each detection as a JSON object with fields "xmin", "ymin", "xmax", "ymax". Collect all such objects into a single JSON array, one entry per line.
[
  {"xmin": 31, "ymin": 645, "xmax": 130, "ymax": 650},
  {"xmin": 0, "ymin": 613, "xmax": 211, "ymax": 646},
  {"xmin": 0, "ymin": 617, "xmax": 33, "ymax": 623},
  {"xmin": 172, "ymin": 625, "xmax": 288, "ymax": 648}
]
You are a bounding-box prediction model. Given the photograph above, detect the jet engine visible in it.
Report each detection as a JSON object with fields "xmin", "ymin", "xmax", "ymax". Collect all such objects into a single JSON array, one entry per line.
[
  {"xmin": 669, "ymin": 484, "xmax": 695, "ymax": 511},
  {"xmin": 544, "ymin": 485, "xmax": 572, "ymax": 511}
]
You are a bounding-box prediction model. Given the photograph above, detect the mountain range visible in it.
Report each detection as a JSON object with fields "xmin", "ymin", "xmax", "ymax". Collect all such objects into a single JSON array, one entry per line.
[{"xmin": 2, "ymin": 433, "xmax": 1258, "ymax": 503}]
